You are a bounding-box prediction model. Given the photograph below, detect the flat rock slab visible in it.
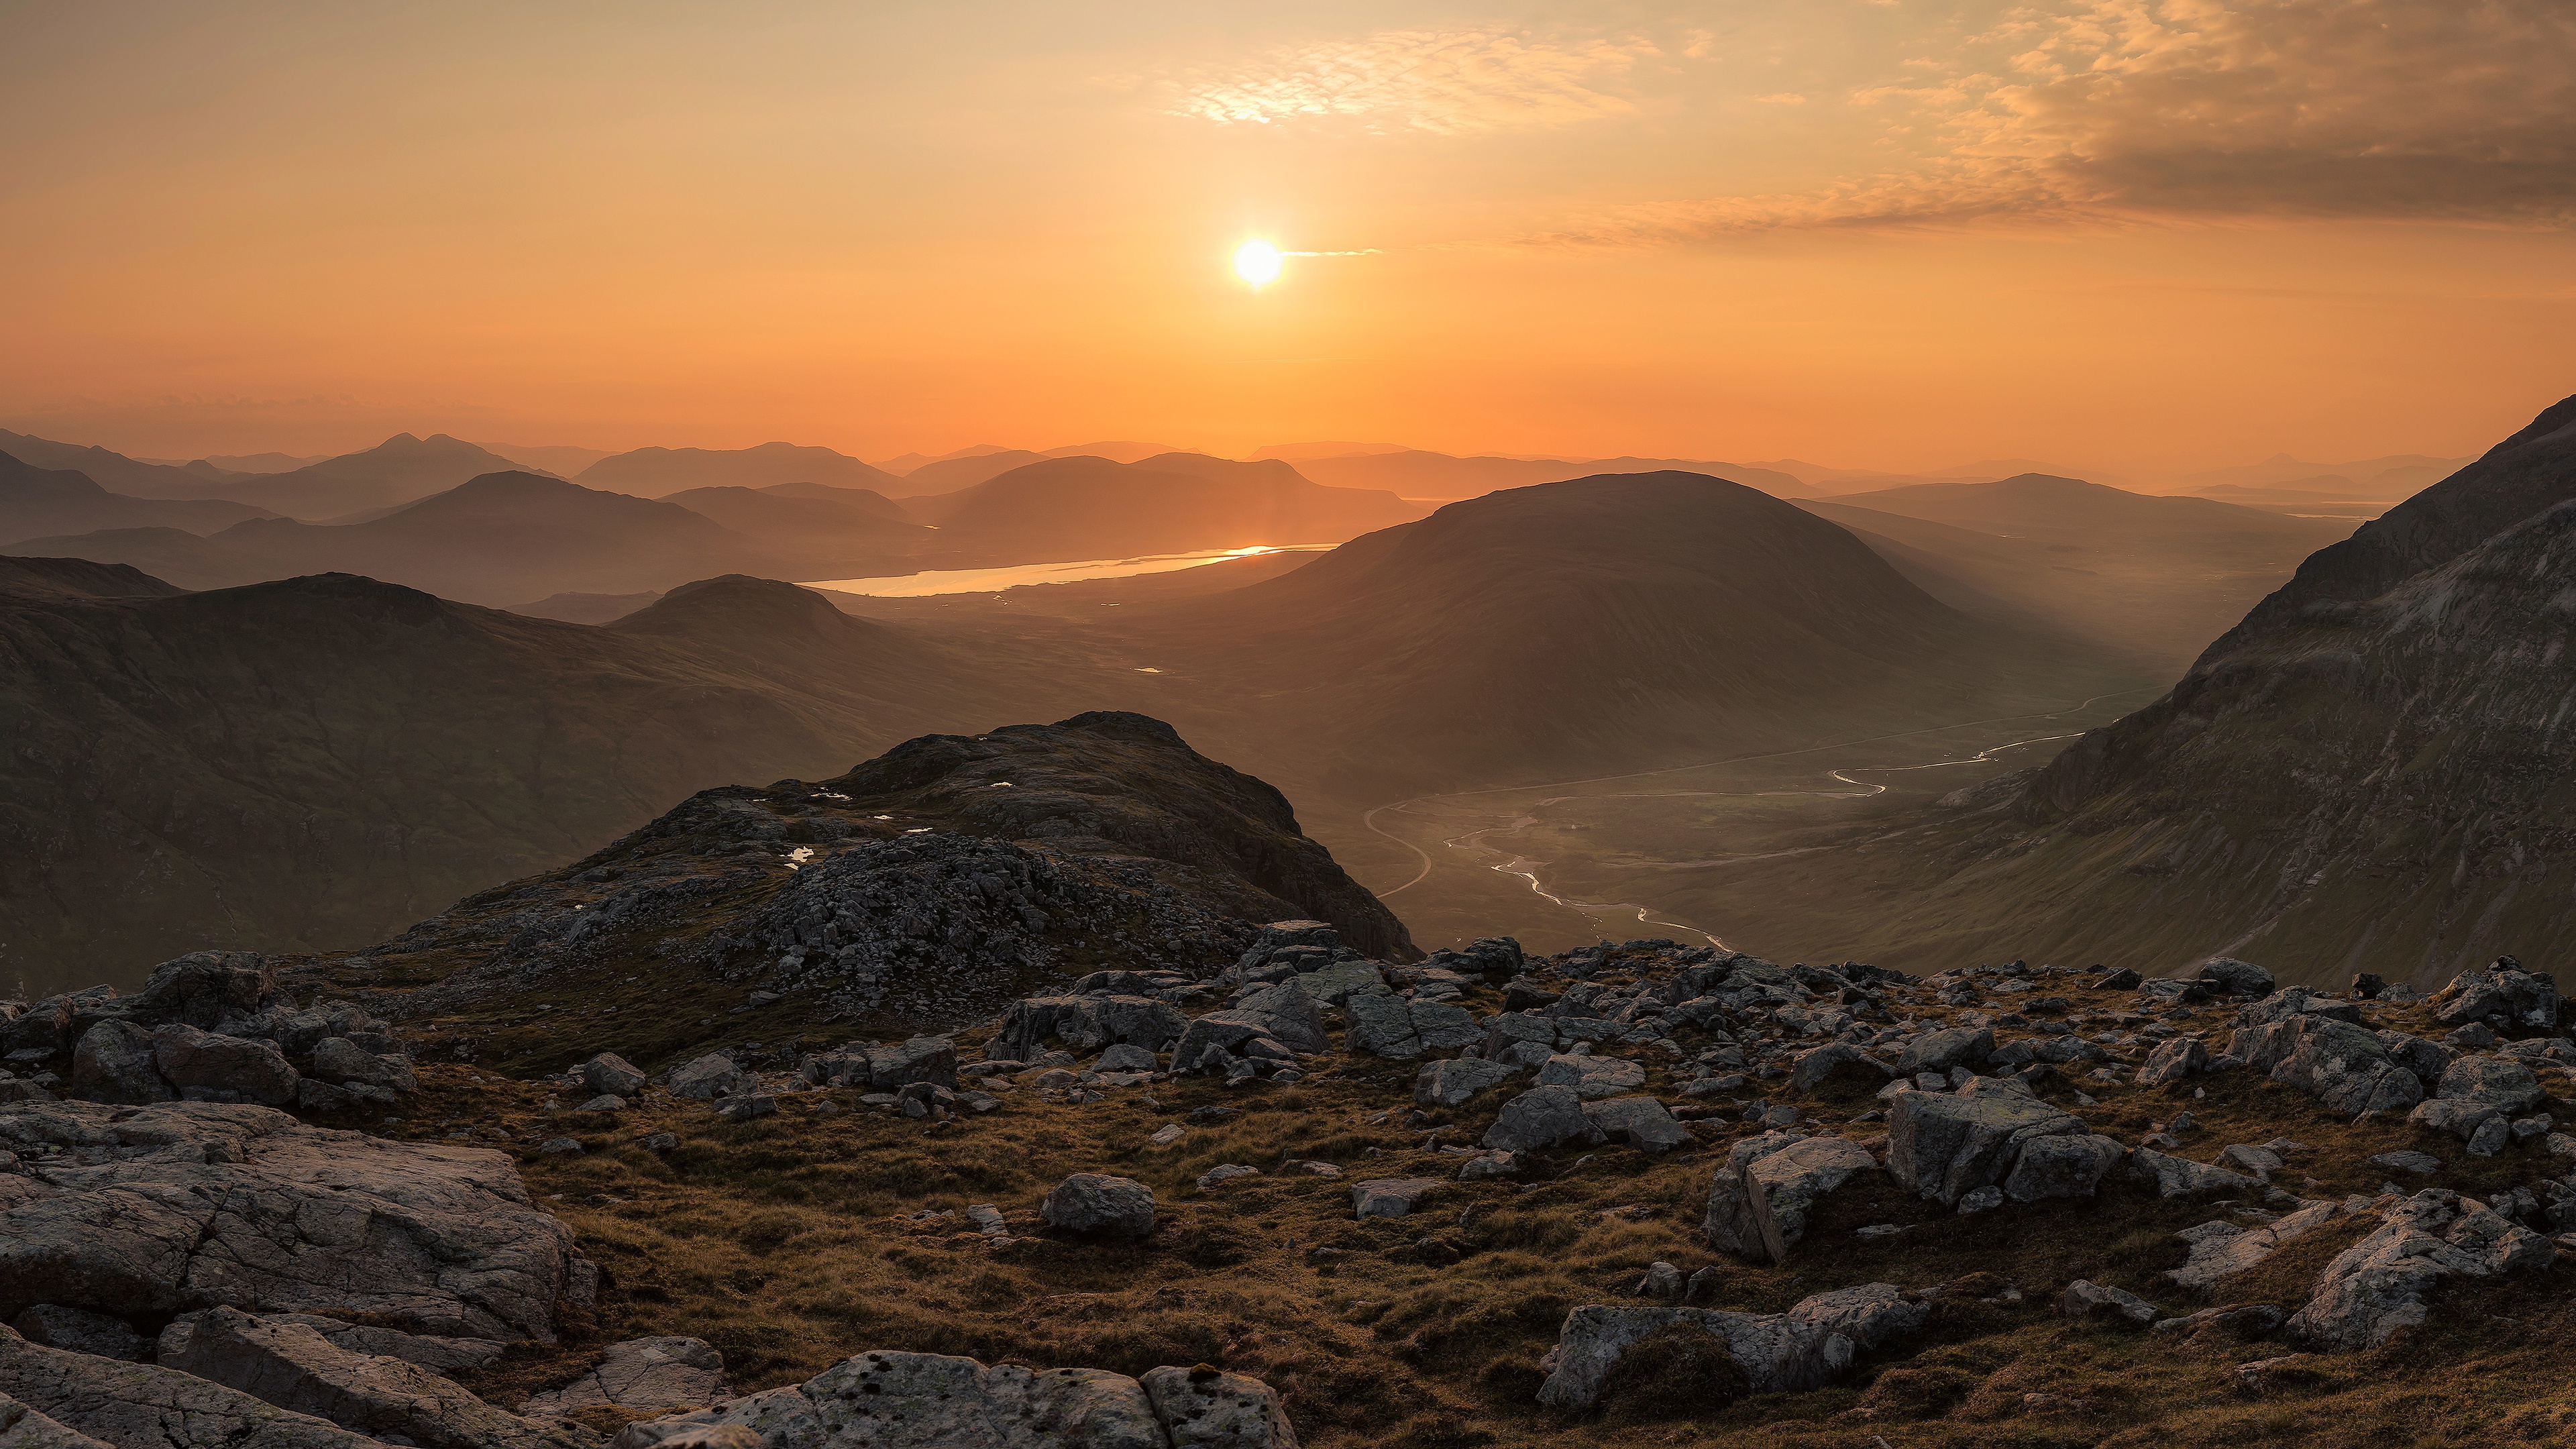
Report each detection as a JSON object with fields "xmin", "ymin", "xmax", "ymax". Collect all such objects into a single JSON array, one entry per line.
[
  {"xmin": 0, "ymin": 1100, "xmax": 587, "ymax": 1341},
  {"xmin": 1352, "ymin": 1179, "xmax": 1440, "ymax": 1219},
  {"xmin": 525, "ymin": 1337, "xmax": 727, "ymax": 1418},
  {"xmin": 0, "ymin": 1326, "xmax": 395, "ymax": 1449},
  {"xmin": 1536, "ymin": 1285, "xmax": 1927, "ymax": 1411},
  {"xmin": 161, "ymin": 1307, "xmax": 588, "ymax": 1449}
]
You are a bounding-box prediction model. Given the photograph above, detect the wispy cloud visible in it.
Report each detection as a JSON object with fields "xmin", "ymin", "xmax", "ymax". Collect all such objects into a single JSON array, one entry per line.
[
  {"xmin": 1163, "ymin": 28, "xmax": 1657, "ymax": 136},
  {"xmin": 1538, "ymin": 0, "xmax": 2576, "ymax": 245}
]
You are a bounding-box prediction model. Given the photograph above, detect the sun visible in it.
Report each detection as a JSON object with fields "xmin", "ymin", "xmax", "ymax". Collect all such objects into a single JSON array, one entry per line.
[{"xmin": 1233, "ymin": 239, "xmax": 1283, "ymax": 288}]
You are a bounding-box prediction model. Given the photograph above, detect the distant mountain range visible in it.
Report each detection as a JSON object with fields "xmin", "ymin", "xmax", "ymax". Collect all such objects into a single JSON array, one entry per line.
[
  {"xmin": 577, "ymin": 442, "xmax": 903, "ymax": 496},
  {"xmin": 0, "ymin": 451, "xmax": 276, "ymax": 547},
  {"xmin": 1284, "ymin": 449, "xmax": 1811, "ymax": 500},
  {"xmin": 901, "ymin": 454, "xmax": 1424, "ymax": 561}
]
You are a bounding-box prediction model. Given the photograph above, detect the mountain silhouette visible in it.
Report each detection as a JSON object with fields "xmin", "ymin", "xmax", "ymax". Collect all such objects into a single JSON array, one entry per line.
[
  {"xmin": 0, "ymin": 431, "xmax": 248, "ymax": 495},
  {"xmin": 576, "ymin": 442, "xmax": 902, "ymax": 496},
  {"xmin": 0, "ymin": 451, "xmax": 274, "ymax": 547},
  {"xmin": 164, "ymin": 433, "xmax": 549, "ymax": 519},
  {"xmin": 0, "ymin": 553, "xmax": 186, "ymax": 601},
  {"xmin": 908, "ymin": 454, "xmax": 1421, "ymax": 561}
]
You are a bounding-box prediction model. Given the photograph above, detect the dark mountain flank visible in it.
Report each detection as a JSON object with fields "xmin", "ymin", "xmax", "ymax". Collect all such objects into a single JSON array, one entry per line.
[
  {"xmin": 0, "ymin": 451, "xmax": 274, "ymax": 547},
  {"xmin": 0, "ymin": 573, "xmax": 1031, "ymax": 989},
  {"xmin": 1152, "ymin": 472, "xmax": 2137, "ymax": 798},
  {"xmin": 0, "ymin": 553, "xmax": 186, "ymax": 600},
  {"xmin": 0, "ymin": 429, "xmax": 248, "ymax": 495},
  {"xmin": 906, "ymin": 455, "xmax": 1421, "ymax": 561},
  {"xmin": 1695, "ymin": 396, "xmax": 2576, "ymax": 985},
  {"xmin": 168, "ymin": 433, "xmax": 546, "ymax": 519}
]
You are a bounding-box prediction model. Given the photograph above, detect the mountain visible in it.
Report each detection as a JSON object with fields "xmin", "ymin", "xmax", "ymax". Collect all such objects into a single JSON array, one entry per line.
[
  {"xmin": 0, "ymin": 452, "xmax": 275, "ymax": 547},
  {"xmin": 872, "ymin": 443, "xmax": 1021, "ymax": 474},
  {"xmin": 195, "ymin": 451, "xmax": 329, "ymax": 474},
  {"xmin": 2183, "ymin": 451, "xmax": 2474, "ymax": 496},
  {"xmin": 1038, "ymin": 441, "xmax": 1191, "ymax": 464},
  {"xmin": 576, "ymin": 442, "xmax": 902, "ymax": 496},
  {"xmin": 15, "ymin": 472, "xmax": 775, "ymax": 605},
  {"xmin": 0, "ymin": 572, "xmax": 1050, "ymax": 989},
  {"xmin": 1692, "ymin": 395, "xmax": 2576, "ymax": 984},
  {"xmin": 905, "ymin": 455, "xmax": 1423, "ymax": 561},
  {"xmin": 158, "ymin": 433, "xmax": 549, "ymax": 519},
  {"xmin": 656, "ymin": 484, "xmax": 926, "ymax": 550},
  {"xmin": 1288, "ymin": 449, "xmax": 1808, "ymax": 500},
  {"xmin": 488, "ymin": 442, "xmax": 614, "ymax": 476},
  {"xmin": 1151, "ymin": 472, "xmax": 2133, "ymax": 798},
  {"xmin": 506, "ymin": 589, "xmax": 663, "ymax": 623},
  {"xmin": 0, "ymin": 554, "xmax": 185, "ymax": 601},
  {"xmin": 0, "ymin": 430, "xmax": 249, "ymax": 495},
  {"xmin": 894, "ymin": 449, "xmax": 1046, "ymax": 495},
  {"xmin": 1824, "ymin": 473, "xmax": 2339, "ymax": 545},
  {"xmin": 1252, "ymin": 440, "xmax": 1411, "ymax": 460}
]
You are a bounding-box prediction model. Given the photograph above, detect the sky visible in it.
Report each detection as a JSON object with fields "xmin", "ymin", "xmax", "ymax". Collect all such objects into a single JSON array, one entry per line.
[{"xmin": 4, "ymin": 0, "xmax": 2573, "ymax": 474}]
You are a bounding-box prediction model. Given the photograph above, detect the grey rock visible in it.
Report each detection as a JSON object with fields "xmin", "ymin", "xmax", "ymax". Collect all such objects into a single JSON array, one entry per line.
[
  {"xmin": 1894, "ymin": 1027, "xmax": 1991, "ymax": 1075},
  {"xmin": 1535, "ymin": 1284, "xmax": 1927, "ymax": 1411},
  {"xmin": 2290, "ymin": 1189, "xmax": 2555, "ymax": 1350},
  {"xmin": 7, "ymin": 1307, "xmax": 143, "ymax": 1363},
  {"xmin": 0, "ymin": 1393, "xmax": 111, "ymax": 1448},
  {"xmin": 608, "ymin": 1349, "xmax": 1297, "ymax": 1449},
  {"xmin": 2168, "ymin": 1201, "xmax": 2343, "ymax": 1290},
  {"xmin": 1480, "ymin": 1013, "xmax": 1559, "ymax": 1059},
  {"xmin": 2267, "ymin": 1018, "xmax": 2421, "ymax": 1116},
  {"xmin": 2432, "ymin": 959, "xmax": 2559, "ymax": 1031},
  {"xmin": 539, "ymin": 1136, "xmax": 585, "ymax": 1154},
  {"xmin": 1094, "ymin": 1043, "xmax": 1158, "ymax": 1073},
  {"xmin": 2133, "ymin": 1036, "xmax": 2206, "ymax": 1087},
  {"xmin": 1535, "ymin": 1054, "xmax": 1646, "ymax": 1099},
  {"xmin": 2369, "ymin": 1149, "xmax": 2442, "ymax": 1175},
  {"xmin": 1480, "ymin": 1085, "xmax": 1605, "ymax": 1153},
  {"xmin": 66, "ymin": 1022, "xmax": 169, "ymax": 1105},
  {"xmin": 1344, "ymin": 992, "xmax": 1424, "ymax": 1060},
  {"xmin": 525, "ymin": 1336, "xmax": 727, "ymax": 1417},
  {"xmin": 867, "ymin": 1036, "xmax": 959, "ymax": 1091},
  {"xmin": 1888, "ymin": 1091, "xmax": 2118, "ymax": 1208},
  {"xmin": 0, "ymin": 1325, "xmax": 394, "ymax": 1448},
  {"xmin": 1195, "ymin": 1165, "xmax": 1260, "ymax": 1192},
  {"xmin": 665, "ymin": 1053, "xmax": 753, "ymax": 1099},
  {"xmin": 1788, "ymin": 1044, "xmax": 1888, "ymax": 1094},
  {"xmin": 1407, "ymin": 1000, "xmax": 1483, "ymax": 1052},
  {"xmin": 2061, "ymin": 1279, "xmax": 2160, "ymax": 1325},
  {"xmin": 1414, "ymin": 1057, "xmax": 1515, "ymax": 1109},
  {"xmin": 162, "ymin": 1305, "xmax": 588, "ymax": 1449},
  {"xmin": 578, "ymin": 1053, "xmax": 647, "ymax": 1098},
  {"xmin": 308, "ymin": 1038, "xmax": 415, "ymax": 1093},
  {"xmin": 199, "ymin": 1316, "xmax": 506, "ymax": 1377},
  {"xmin": 2375, "ymin": 1030, "xmax": 2454, "ymax": 1088},
  {"xmin": 1457, "ymin": 1151, "xmax": 1527, "ymax": 1181},
  {"xmin": 1582, "ymin": 1096, "xmax": 1692, "ymax": 1155},
  {"xmin": 1000, "ymin": 996, "xmax": 1191, "ymax": 1061},
  {"xmin": 1634, "ymin": 1263, "xmax": 1684, "ymax": 1301},
  {"xmin": 1706, "ymin": 1134, "xmax": 1877, "ymax": 1263},
  {"xmin": 2126, "ymin": 1148, "xmax": 2258, "ymax": 1199},
  {"xmin": 580, "ymin": 1095, "xmax": 627, "ymax": 1114},
  {"xmin": 2467, "ymin": 1114, "xmax": 2511, "ymax": 1157},
  {"xmin": 1351, "ymin": 1178, "xmax": 1440, "ymax": 1218},
  {"xmin": 2436, "ymin": 1055, "xmax": 2547, "ymax": 1114},
  {"xmin": 0, "ymin": 1099, "xmax": 587, "ymax": 1341},
  {"xmin": 2200, "ymin": 959, "xmax": 2275, "ymax": 997},
  {"xmin": 150, "ymin": 1026, "xmax": 298, "ymax": 1107},
  {"xmin": 1039, "ymin": 1174, "xmax": 1155, "ymax": 1238}
]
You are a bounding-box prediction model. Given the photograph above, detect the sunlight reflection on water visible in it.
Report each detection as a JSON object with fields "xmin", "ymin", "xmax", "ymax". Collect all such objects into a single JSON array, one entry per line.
[{"xmin": 802, "ymin": 544, "xmax": 1329, "ymax": 597}]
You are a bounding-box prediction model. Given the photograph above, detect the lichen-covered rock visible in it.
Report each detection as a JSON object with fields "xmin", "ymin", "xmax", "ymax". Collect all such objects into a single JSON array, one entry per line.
[
  {"xmin": 2168, "ymin": 1200, "xmax": 2349, "ymax": 1291},
  {"xmin": 0, "ymin": 1326, "xmax": 392, "ymax": 1449},
  {"xmin": 1888, "ymin": 1091, "xmax": 2120, "ymax": 1208},
  {"xmin": 0, "ymin": 1100, "xmax": 586, "ymax": 1341},
  {"xmin": 1582, "ymin": 1096, "xmax": 1691, "ymax": 1155},
  {"xmin": 578, "ymin": 1053, "xmax": 647, "ymax": 1098},
  {"xmin": 524, "ymin": 1337, "xmax": 727, "ymax": 1418},
  {"xmin": 2126, "ymin": 1148, "xmax": 2258, "ymax": 1199},
  {"xmin": 1705, "ymin": 1135, "xmax": 1878, "ymax": 1263},
  {"xmin": 1535, "ymin": 1285, "xmax": 1927, "ymax": 1411},
  {"xmin": 1894, "ymin": 1027, "xmax": 1991, "ymax": 1075},
  {"xmin": 1480, "ymin": 1085, "xmax": 1605, "ymax": 1153},
  {"xmin": 2289, "ymin": 1189, "xmax": 2555, "ymax": 1350},
  {"xmin": 1039, "ymin": 1174, "xmax": 1155, "ymax": 1238},
  {"xmin": 1787, "ymin": 1043, "xmax": 1889, "ymax": 1093},
  {"xmin": 2264, "ymin": 1018, "xmax": 2422, "ymax": 1116},
  {"xmin": 1535, "ymin": 1053, "xmax": 1646, "ymax": 1099},
  {"xmin": 607, "ymin": 1349, "xmax": 1298, "ymax": 1448},
  {"xmin": 307, "ymin": 1038, "xmax": 415, "ymax": 1093},
  {"xmin": 1415, "ymin": 1057, "xmax": 1515, "ymax": 1109},
  {"xmin": 1000, "ymin": 996, "xmax": 1191, "ymax": 1063},
  {"xmin": 160, "ymin": 1306, "xmax": 588, "ymax": 1449},
  {"xmin": 2432, "ymin": 959, "xmax": 2559, "ymax": 1032},
  {"xmin": 2133, "ymin": 1037, "xmax": 2206, "ymax": 1087},
  {"xmin": 1351, "ymin": 1179, "xmax": 1439, "ymax": 1218},
  {"xmin": 1344, "ymin": 991, "xmax": 1424, "ymax": 1059},
  {"xmin": 2061, "ymin": 1279, "xmax": 2160, "ymax": 1325},
  {"xmin": 665, "ymin": 1053, "xmax": 754, "ymax": 1099},
  {"xmin": 2200, "ymin": 959, "xmax": 2275, "ymax": 997},
  {"xmin": 151, "ymin": 1026, "xmax": 299, "ymax": 1106},
  {"xmin": 66, "ymin": 1022, "xmax": 169, "ymax": 1105}
]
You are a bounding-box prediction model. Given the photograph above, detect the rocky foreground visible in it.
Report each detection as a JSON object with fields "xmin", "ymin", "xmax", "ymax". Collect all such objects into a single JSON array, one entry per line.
[{"xmin": 2, "ymin": 716, "xmax": 2574, "ymax": 1446}]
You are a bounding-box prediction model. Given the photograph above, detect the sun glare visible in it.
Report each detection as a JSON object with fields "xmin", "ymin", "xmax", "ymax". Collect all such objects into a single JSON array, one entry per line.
[{"xmin": 1234, "ymin": 239, "xmax": 1282, "ymax": 288}]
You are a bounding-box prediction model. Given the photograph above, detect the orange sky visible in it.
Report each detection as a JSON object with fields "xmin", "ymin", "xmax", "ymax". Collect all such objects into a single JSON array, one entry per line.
[{"xmin": 5, "ymin": 1, "xmax": 2571, "ymax": 474}]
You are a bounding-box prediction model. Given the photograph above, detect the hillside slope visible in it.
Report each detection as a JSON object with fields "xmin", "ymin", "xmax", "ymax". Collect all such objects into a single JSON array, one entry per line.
[
  {"xmin": 0, "ymin": 452, "xmax": 273, "ymax": 547},
  {"xmin": 165, "ymin": 433, "xmax": 545, "ymax": 518},
  {"xmin": 0, "ymin": 572, "xmax": 1047, "ymax": 988},
  {"xmin": 578, "ymin": 443, "xmax": 904, "ymax": 496},
  {"xmin": 909, "ymin": 455, "xmax": 1421, "ymax": 561}
]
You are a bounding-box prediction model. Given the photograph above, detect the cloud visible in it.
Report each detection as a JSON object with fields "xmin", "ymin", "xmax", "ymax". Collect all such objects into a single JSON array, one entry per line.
[
  {"xmin": 1163, "ymin": 28, "xmax": 1656, "ymax": 135},
  {"xmin": 1544, "ymin": 0, "xmax": 2576, "ymax": 244}
]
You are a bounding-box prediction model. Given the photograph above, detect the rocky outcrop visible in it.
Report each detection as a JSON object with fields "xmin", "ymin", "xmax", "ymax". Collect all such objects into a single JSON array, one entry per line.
[
  {"xmin": 1704, "ymin": 1134, "xmax": 1878, "ymax": 1263},
  {"xmin": 0, "ymin": 1326, "xmax": 394, "ymax": 1449},
  {"xmin": 1481, "ymin": 1085, "xmax": 1605, "ymax": 1153},
  {"xmin": 158, "ymin": 1307, "xmax": 590, "ymax": 1449},
  {"xmin": 608, "ymin": 1350, "xmax": 1297, "ymax": 1448},
  {"xmin": 0, "ymin": 1101, "xmax": 588, "ymax": 1341},
  {"xmin": 1535, "ymin": 1285, "xmax": 1927, "ymax": 1411},
  {"xmin": 525, "ymin": 1338, "xmax": 727, "ymax": 1418},
  {"xmin": 1887, "ymin": 1090, "xmax": 2124, "ymax": 1209},
  {"xmin": 2431, "ymin": 958, "xmax": 2559, "ymax": 1032},
  {"xmin": 0, "ymin": 1393, "xmax": 109, "ymax": 1448},
  {"xmin": 2288, "ymin": 1190, "xmax": 2555, "ymax": 1350},
  {"xmin": 1414, "ymin": 1057, "xmax": 1516, "ymax": 1108},
  {"xmin": 2251, "ymin": 1016, "xmax": 2424, "ymax": 1117}
]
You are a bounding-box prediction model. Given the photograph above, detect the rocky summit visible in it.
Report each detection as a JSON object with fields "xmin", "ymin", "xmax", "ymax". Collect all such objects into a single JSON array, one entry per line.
[{"xmin": 3, "ymin": 717, "xmax": 2576, "ymax": 1448}]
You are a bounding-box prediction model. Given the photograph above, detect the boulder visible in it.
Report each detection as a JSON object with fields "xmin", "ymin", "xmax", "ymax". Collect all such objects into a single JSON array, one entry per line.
[
  {"xmin": 1351, "ymin": 1179, "xmax": 1440, "ymax": 1218},
  {"xmin": 607, "ymin": 1350, "xmax": 1297, "ymax": 1449},
  {"xmin": 0, "ymin": 1100, "xmax": 588, "ymax": 1341},
  {"xmin": 1582, "ymin": 1097, "xmax": 1692, "ymax": 1155},
  {"xmin": 1415, "ymin": 1057, "xmax": 1516, "ymax": 1109},
  {"xmin": 2133, "ymin": 1037, "xmax": 2206, "ymax": 1087},
  {"xmin": 1481, "ymin": 1085, "xmax": 1605, "ymax": 1153},
  {"xmin": 1894, "ymin": 1027, "xmax": 1991, "ymax": 1075},
  {"xmin": 2267, "ymin": 1018, "xmax": 2422, "ymax": 1116},
  {"xmin": 160, "ymin": 1305, "xmax": 588, "ymax": 1449},
  {"xmin": 1887, "ymin": 1091, "xmax": 2121, "ymax": 1208},
  {"xmin": 1095, "ymin": 1043, "xmax": 1158, "ymax": 1073},
  {"xmin": 2432, "ymin": 959, "xmax": 2559, "ymax": 1031},
  {"xmin": 7, "ymin": 1307, "xmax": 142, "ymax": 1364},
  {"xmin": 2435, "ymin": 1055, "xmax": 2547, "ymax": 1114},
  {"xmin": 867, "ymin": 1036, "xmax": 958, "ymax": 1090},
  {"xmin": 1535, "ymin": 1285, "xmax": 1927, "ymax": 1411},
  {"xmin": 2125, "ymin": 1148, "xmax": 2258, "ymax": 1199},
  {"xmin": 1706, "ymin": 1135, "xmax": 1878, "ymax": 1264},
  {"xmin": 2168, "ymin": 1201, "xmax": 2345, "ymax": 1291},
  {"xmin": 186, "ymin": 1315, "xmax": 505, "ymax": 1377},
  {"xmin": 524, "ymin": 1337, "xmax": 727, "ymax": 1418},
  {"xmin": 578, "ymin": 1053, "xmax": 647, "ymax": 1098},
  {"xmin": 1038, "ymin": 1175, "xmax": 1155, "ymax": 1238},
  {"xmin": 308, "ymin": 1038, "xmax": 415, "ymax": 1093},
  {"xmin": 0, "ymin": 1325, "xmax": 392, "ymax": 1449},
  {"xmin": 2289, "ymin": 1189, "xmax": 2555, "ymax": 1350},
  {"xmin": 0, "ymin": 1393, "xmax": 109, "ymax": 1448},
  {"xmin": 2199, "ymin": 959, "xmax": 2275, "ymax": 997},
  {"xmin": 66, "ymin": 1023, "xmax": 169, "ymax": 1105},
  {"xmin": 1480, "ymin": 1013, "xmax": 1559, "ymax": 1060},
  {"xmin": 1344, "ymin": 993, "xmax": 1424, "ymax": 1059},
  {"xmin": 665, "ymin": 1053, "xmax": 754, "ymax": 1100},
  {"xmin": 1535, "ymin": 1054, "xmax": 1646, "ymax": 1099},
  {"xmin": 2061, "ymin": 1280, "xmax": 2159, "ymax": 1326},
  {"xmin": 2375, "ymin": 1031, "xmax": 2453, "ymax": 1089},
  {"xmin": 998, "ymin": 996, "xmax": 1189, "ymax": 1061},
  {"xmin": 1788, "ymin": 1044, "xmax": 1890, "ymax": 1094},
  {"xmin": 1283, "ymin": 961, "xmax": 1389, "ymax": 1008},
  {"xmin": 151, "ymin": 1026, "xmax": 299, "ymax": 1106}
]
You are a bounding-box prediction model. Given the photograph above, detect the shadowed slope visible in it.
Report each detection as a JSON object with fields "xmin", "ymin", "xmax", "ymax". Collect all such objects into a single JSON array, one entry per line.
[{"xmin": 0, "ymin": 451, "xmax": 274, "ymax": 547}]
